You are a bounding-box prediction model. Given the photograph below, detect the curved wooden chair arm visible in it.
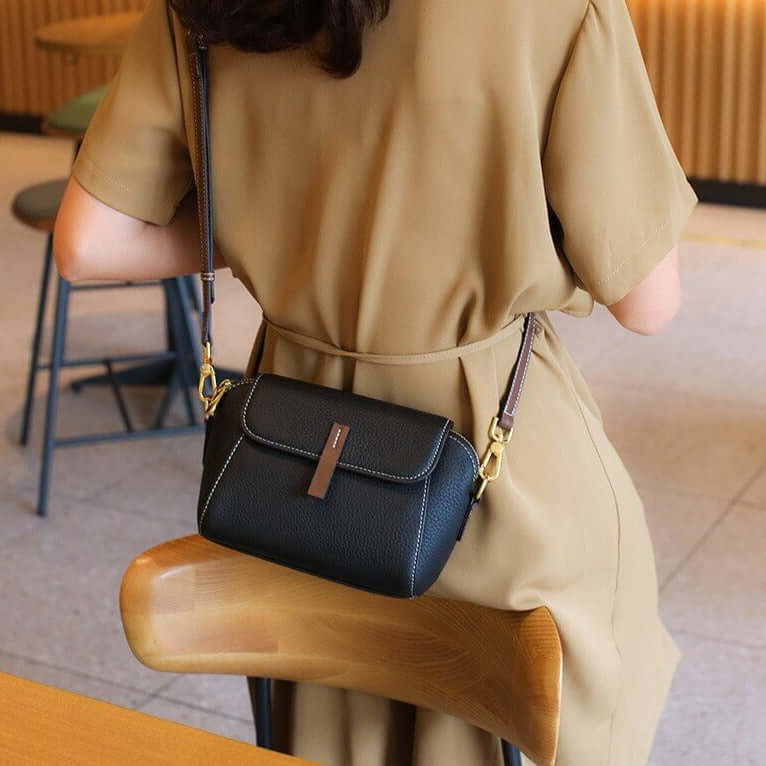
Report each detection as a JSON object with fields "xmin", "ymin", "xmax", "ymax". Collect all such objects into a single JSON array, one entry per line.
[{"xmin": 120, "ymin": 535, "xmax": 562, "ymax": 766}]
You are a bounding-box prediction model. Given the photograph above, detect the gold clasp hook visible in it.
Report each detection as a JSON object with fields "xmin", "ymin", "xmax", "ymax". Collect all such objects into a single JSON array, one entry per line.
[
  {"xmin": 198, "ymin": 342, "xmax": 232, "ymax": 419},
  {"xmin": 198, "ymin": 342, "xmax": 217, "ymax": 403},
  {"xmin": 474, "ymin": 416, "xmax": 513, "ymax": 501}
]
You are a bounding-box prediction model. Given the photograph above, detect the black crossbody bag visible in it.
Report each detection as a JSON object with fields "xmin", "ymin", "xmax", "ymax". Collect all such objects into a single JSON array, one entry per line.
[{"xmin": 189, "ymin": 36, "xmax": 536, "ymax": 598}]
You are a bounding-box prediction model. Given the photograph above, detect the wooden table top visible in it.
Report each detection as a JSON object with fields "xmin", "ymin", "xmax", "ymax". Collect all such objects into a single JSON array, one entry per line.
[
  {"xmin": 35, "ymin": 12, "xmax": 141, "ymax": 57},
  {"xmin": 0, "ymin": 672, "xmax": 321, "ymax": 766}
]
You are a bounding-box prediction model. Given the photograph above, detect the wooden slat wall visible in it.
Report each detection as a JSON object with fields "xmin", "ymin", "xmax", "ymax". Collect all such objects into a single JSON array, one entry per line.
[
  {"xmin": 627, "ymin": 0, "xmax": 766, "ymax": 184},
  {"xmin": 0, "ymin": 0, "xmax": 147, "ymax": 116},
  {"xmin": 2, "ymin": 0, "xmax": 765, "ymax": 184}
]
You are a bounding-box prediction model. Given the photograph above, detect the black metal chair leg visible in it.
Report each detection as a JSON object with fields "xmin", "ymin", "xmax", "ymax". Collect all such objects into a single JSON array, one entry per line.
[
  {"xmin": 20, "ymin": 236, "xmax": 54, "ymax": 446},
  {"xmin": 104, "ymin": 360, "xmax": 135, "ymax": 432},
  {"xmin": 174, "ymin": 276, "xmax": 202, "ymax": 370},
  {"xmin": 183, "ymin": 274, "xmax": 201, "ymax": 314},
  {"xmin": 163, "ymin": 280, "xmax": 197, "ymax": 426},
  {"xmin": 38, "ymin": 276, "xmax": 70, "ymax": 517},
  {"xmin": 501, "ymin": 739, "xmax": 523, "ymax": 766},
  {"xmin": 172, "ymin": 276, "xmax": 203, "ymax": 423},
  {"xmin": 152, "ymin": 365, "xmax": 181, "ymax": 430},
  {"xmin": 246, "ymin": 677, "xmax": 273, "ymax": 750}
]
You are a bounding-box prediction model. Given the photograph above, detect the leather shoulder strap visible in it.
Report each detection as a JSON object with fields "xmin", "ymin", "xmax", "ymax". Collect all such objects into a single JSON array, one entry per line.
[
  {"xmin": 497, "ymin": 314, "xmax": 536, "ymax": 433},
  {"xmin": 188, "ymin": 32, "xmax": 215, "ymax": 348}
]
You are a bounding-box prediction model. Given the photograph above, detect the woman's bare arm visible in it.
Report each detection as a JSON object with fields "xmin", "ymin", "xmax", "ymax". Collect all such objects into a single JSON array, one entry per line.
[
  {"xmin": 53, "ymin": 177, "xmax": 224, "ymax": 282},
  {"xmin": 607, "ymin": 247, "xmax": 682, "ymax": 335}
]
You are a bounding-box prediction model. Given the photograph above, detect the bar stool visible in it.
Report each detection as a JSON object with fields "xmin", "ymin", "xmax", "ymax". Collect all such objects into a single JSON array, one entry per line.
[
  {"xmin": 13, "ymin": 178, "xmax": 69, "ymax": 451},
  {"xmin": 43, "ymin": 85, "xmax": 108, "ymax": 141},
  {"xmin": 11, "ymin": 180, "xmax": 204, "ymax": 516},
  {"xmin": 120, "ymin": 535, "xmax": 563, "ymax": 766},
  {"xmin": 12, "ymin": 89, "xmax": 205, "ymax": 517}
]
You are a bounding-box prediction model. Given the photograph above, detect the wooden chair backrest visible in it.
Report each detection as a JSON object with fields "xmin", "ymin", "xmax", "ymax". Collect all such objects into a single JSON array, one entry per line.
[{"xmin": 120, "ymin": 535, "xmax": 562, "ymax": 766}]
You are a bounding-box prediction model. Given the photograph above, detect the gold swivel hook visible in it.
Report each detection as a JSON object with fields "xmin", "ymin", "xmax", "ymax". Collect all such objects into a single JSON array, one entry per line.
[
  {"xmin": 474, "ymin": 416, "xmax": 513, "ymax": 501},
  {"xmin": 198, "ymin": 342, "xmax": 232, "ymax": 420}
]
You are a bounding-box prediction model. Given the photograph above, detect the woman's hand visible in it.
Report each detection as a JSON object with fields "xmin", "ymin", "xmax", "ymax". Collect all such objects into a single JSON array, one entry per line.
[
  {"xmin": 607, "ymin": 246, "xmax": 682, "ymax": 335},
  {"xmin": 53, "ymin": 177, "xmax": 223, "ymax": 282}
]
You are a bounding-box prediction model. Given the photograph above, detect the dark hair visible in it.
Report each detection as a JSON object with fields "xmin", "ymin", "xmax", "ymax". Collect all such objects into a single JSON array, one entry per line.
[{"xmin": 170, "ymin": 0, "xmax": 390, "ymax": 78}]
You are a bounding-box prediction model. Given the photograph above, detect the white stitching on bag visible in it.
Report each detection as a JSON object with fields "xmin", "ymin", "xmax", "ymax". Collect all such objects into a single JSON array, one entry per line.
[
  {"xmin": 240, "ymin": 376, "xmax": 452, "ymax": 481},
  {"xmin": 410, "ymin": 474, "xmax": 430, "ymax": 596},
  {"xmin": 199, "ymin": 434, "xmax": 244, "ymax": 529},
  {"xmin": 228, "ymin": 378, "xmax": 257, "ymax": 391}
]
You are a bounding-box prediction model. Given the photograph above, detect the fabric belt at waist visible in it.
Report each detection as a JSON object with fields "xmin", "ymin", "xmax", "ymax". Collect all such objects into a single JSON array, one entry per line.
[{"xmin": 261, "ymin": 313, "xmax": 528, "ymax": 367}]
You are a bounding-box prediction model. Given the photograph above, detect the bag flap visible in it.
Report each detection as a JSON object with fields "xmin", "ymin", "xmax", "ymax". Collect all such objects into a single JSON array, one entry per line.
[{"xmin": 240, "ymin": 374, "xmax": 453, "ymax": 484}]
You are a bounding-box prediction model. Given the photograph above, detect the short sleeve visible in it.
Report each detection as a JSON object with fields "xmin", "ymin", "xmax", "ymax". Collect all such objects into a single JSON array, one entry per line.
[
  {"xmin": 71, "ymin": 0, "xmax": 193, "ymax": 226},
  {"xmin": 542, "ymin": 0, "xmax": 698, "ymax": 306}
]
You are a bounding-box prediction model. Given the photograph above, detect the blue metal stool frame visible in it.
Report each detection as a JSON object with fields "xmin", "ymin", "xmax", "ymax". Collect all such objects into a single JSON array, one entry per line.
[
  {"xmin": 18, "ymin": 228, "xmax": 210, "ymax": 515},
  {"xmin": 16, "ymin": 104, "xmax": 237, "ymax": 515}
]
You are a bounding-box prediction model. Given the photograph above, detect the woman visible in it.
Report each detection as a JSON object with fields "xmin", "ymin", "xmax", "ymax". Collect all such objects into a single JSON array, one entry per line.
[{"xmin": 54, "ymin": 0, "xmax": 697, "ymax": 763}]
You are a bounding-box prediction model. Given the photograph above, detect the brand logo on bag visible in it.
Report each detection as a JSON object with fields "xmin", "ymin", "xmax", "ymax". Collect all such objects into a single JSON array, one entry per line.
[{"xmin": 308, "ymin": 422, "xmax": 351, "ymax": 500}]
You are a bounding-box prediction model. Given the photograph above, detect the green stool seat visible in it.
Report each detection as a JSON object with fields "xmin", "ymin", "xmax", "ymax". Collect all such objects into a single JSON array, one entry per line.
[
  {"xmin": 11, "ymin": 179, "xmax": 68, "ymax": 232},
  {"xmin": 45, "ymin": 85, "xmax": 107, "ymax": 136}
]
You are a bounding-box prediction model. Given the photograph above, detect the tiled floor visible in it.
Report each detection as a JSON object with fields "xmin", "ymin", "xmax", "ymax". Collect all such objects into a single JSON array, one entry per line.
[{"xmin": 1, "ymin": 131, "xmax": 765, "ymax": 765}]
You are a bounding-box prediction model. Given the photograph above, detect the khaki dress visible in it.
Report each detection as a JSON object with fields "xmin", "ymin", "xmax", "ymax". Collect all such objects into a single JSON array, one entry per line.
[{"xmin": 73, "ymin": 0, "xmax": 698, "ymax": 763}]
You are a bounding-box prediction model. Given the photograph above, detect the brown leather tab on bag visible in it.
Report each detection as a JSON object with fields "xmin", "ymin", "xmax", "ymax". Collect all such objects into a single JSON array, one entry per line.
[{"xmin": 308, "ymin": 422, "xmax": 350, "ymax": 499}]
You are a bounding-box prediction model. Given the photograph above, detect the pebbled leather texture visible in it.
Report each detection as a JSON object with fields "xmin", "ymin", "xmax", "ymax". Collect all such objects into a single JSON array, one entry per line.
[
  {"xmin": 241, "ymin": 374, "xmax": 453, "ymax": 483},
  {"xmin": 197, "ymin": 376, "xmax": 479, "ymax": 598}
]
